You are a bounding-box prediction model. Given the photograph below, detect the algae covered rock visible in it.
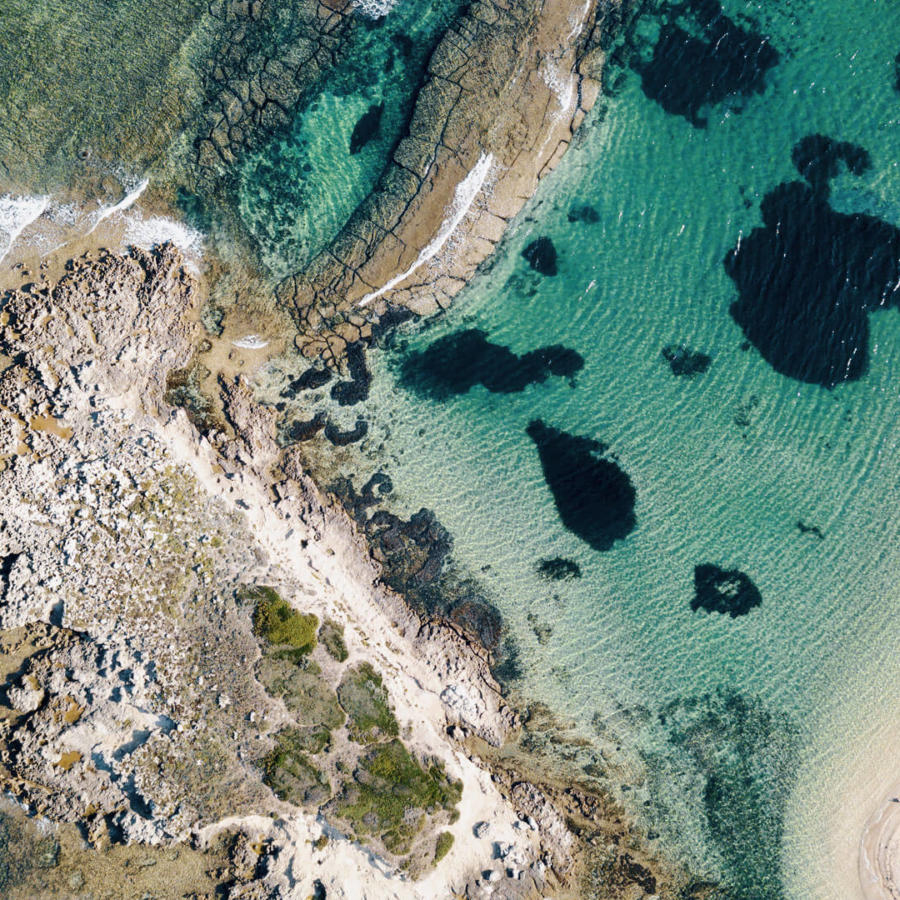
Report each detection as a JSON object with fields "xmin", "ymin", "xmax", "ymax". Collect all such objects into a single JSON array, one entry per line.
[
  {"xmin": 261, "ymin": 728, "xmax": 331, "ymax": 806},
  {"xmin": 249, "ymin": 586, "xmax": 319, "ymax": 655},
  {"xmin": 319, "ymin": 618, "xmax": 349, "ymax": 663},
  {"xmin": 332, "ymin": 739, "xmax": 461, "ymax": 855},
  {"xmin": 337, "ymin": 662, "xmax": 399, "ymax": 744}
]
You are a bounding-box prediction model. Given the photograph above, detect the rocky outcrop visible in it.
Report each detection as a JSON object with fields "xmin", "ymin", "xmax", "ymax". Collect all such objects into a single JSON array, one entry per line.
[
  {"xmin": 0, "ymin": 246, "xmax": 555, "ymax": 896},
  {"xmin": 276, "ymin": 0, "xmax": 621, "ymax": 365},
  {"xmin": 195, "ymin": 0, "xmax": 353, "ymax": 173}
]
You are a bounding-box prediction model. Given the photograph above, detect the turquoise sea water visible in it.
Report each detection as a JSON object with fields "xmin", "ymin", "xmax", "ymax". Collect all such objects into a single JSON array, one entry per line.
[
  {"xmin": 4, "ymin": 0, "xmax": 900, "ymax": 895},
  {"xmin": 236, "ymin": 0, "xmax": 463, "ymax": 278},
  {"xmin": 336, "ymin": 1, "xmax": 900, "ymax": 895}
]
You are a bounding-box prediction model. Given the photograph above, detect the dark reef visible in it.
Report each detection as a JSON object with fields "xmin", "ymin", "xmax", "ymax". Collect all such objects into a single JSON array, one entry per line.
[
  {"xmin": 282, "ymin": 366, "xmax": 332, "ymax": 397},
  {"xmin": 324, "ymin": 418, "xmax": 369, "ymax": 446},
  {"xmin": 331, "ymin": 474, "xmax": 505, "ymax": 653},
  {"xmin": 796, "ymin": 520, "xmax": 825, "ymax": 541},
  {"xmin": 790, "ymin": 134, "xmax": 871, "ymax": 197},
  {"xmin": 526, "ymin": 420, "xmax": 636, "ymax": 552},
  {"xmin": 661, "ymin": 344, "xmax": 711, "ymax": 377},
  {"xmin": 536, "ymin": 557, "xmax": 582, "ymax": 581},
  {"xmin": 349, "ymin": 102, "xmax": 384, "ymax": 155},
  {"xmin": 691, "ymin": 564, "xmax": 761, "ymax": 617},
  {"xmin": 521, "ymin": 236, "xmax": 558, "ymax": 276},
  {"xmin": 567, "ymin": 204, "xmax": 601, "ymax": 224},
  {"xmin": 635, "ymin": 0, "xmax": 779, "ymax": 127},
  {"xmin": 725, "ymin": 136, "xmax": 900, "ymax": 387},
  {"xmin": 285, "ymin": 412, "xmax": 327, "ymax": 443},
  {"xmin": 399, "ymin": 328, "xmax": 583, "ymax": 398},
  {"xmin": 654, "ymin": 690, "xmax": 797, "ymax": 900},
  {"xmin": 331, "ymin": 342, "xmax": 372, "ymax": 406}
]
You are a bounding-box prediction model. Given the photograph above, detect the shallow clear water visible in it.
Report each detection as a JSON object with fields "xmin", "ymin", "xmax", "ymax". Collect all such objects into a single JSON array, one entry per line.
[
  {"xmin": 237, "ymin": 0, "xmax": 463, "ymax": 277},
  {"xmin": 352, "ymin": 1, "xmax": 900, "ymax": 894},
  {"xmin": 0, "ymin": 0, "xmax": 207, "ymax": 191}
]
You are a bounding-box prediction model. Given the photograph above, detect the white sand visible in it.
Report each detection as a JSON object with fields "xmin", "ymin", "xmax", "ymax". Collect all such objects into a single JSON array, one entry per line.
[{"xmin": 782, "ymin": 648, "xmax": 900, "ymax": 900}]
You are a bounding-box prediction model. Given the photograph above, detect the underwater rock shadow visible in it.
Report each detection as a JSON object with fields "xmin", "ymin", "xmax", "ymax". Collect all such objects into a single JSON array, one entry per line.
[
  {"xmin": 691, "ymin": 563, "xmax": 761, "ymax": 617},
  {"xmin": 633, "ymin": 0, "xmax": 780, "ymax": 127},
  {"xmin": 661, "ymin": 344, "xmax": 711, "ymax": 377},
  {"xmin": 527, "ymin": 420, "xmax": 636, "ymax": 552},
  {"xmin": 521, "ymin": 236, "xmax": 558, "ymax": 275},
  {"xmin": 725, "ymin": 134, "xmax": 900, "ymax": 387},
  {"xmin": 399, "ymin": 328, "xmax": 583, "ymax": 399}
]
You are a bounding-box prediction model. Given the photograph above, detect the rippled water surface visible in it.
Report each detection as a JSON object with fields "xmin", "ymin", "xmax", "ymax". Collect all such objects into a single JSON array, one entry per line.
[
  {"xmin": 355, "ymin": 1, "xmax": 900, "ymax": 895},
  {"xmin": 4, "ymin": 0, "xmax": 900, "ymax": 895}
]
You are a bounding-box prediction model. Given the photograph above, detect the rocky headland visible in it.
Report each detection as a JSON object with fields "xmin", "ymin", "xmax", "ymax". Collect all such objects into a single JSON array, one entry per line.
[
  {"xmin": 273, "ymin": 0, "xmax": 620, "ymax": 364},
  {"xmin": 0, "ymin": 240, "xmax": 694, "ymax": 897},
  {"xmin": 0, "ymin": 0, "xmax": 712, "ymax": 896}
]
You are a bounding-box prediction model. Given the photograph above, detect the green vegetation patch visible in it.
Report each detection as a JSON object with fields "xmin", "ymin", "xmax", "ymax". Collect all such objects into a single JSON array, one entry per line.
[
  {"xmin": 332, "ymin": 739, "xmax": 462, "ymax": 855},
  {"xmin": 320, "ymin": 618, "xmax": 349, "ymax": 663},
  {"xmin": 291, "ymin": 724, "xmax": 332, "ymax": 755},
  {"xmin": 250, "ymin": 586, "xmax": 318, "ymax": 655},
  {"xmin": 256, "ymin": 656, "xmax": 345, "ymax": 729},
  {"xmin": 261, "ymin": 728, "xmax": 331, "ymax": 807},
  {"xmin": 433, "ymin": 831, "xmax": 454, "ymax": 864},
  {"xmin": 336, "ymin": 663, "xmax": 398, "ymax": 744}
]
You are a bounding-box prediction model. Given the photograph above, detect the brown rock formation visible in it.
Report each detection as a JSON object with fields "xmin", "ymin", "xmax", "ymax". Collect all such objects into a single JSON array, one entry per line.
[{"xmin": 275, "ymin": 0, "xmax": 622, "ymax": 365}]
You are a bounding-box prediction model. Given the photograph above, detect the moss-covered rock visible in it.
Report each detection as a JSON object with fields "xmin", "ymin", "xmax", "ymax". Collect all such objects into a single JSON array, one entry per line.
[
  {"xmin": 250, "ymin": 586, "xmax": 319, "ymax": 654},
  {"xmin": 433, "ymin": 831, "xmax": 454, "ymax": 864},
  {"xmin": 319, "ymin": 618, "xmax": 349, "ymax": 663},
  {"xmin": 256, "ymin": 656, "xmax": 345, "ymax": 730},
  {"xmin": 332, "ymin": 739, "xmax": 461, "ymax": 854},
  {"xmin": 336, "ymin": 663, "xmax": 398, "ymax": 744},
  {"xmin": 261, "ymin": 728, "xmax": 331, "ymax": 807}
]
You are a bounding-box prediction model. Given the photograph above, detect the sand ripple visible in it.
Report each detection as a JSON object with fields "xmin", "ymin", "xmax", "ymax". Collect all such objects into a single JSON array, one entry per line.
[{"xmin": 860, "ymin": 790, "xmax": 900, "ymax": 899}]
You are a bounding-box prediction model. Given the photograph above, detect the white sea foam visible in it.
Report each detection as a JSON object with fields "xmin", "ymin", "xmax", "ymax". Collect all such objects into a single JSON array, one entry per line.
[
  {"xmin": 85, "ymin": 178, "xmax": 149, "ymax": 236},
  {"xmin": 567, "ymin": 0, "xmax": 592, "ymax": 43},
  {"xmin": 540, "ymin": 58, "xmax": 577, "ymax": 122},
  {"xmin": 124, "ymin": 216, "xmax": 204, "ymax": 258},
  {"xmin": 358, "ymin": 152, "xmax": 494, "ymax": 307},
  {"xmin": 0, "ymin": 194, "xmax": 50, "ymax": 264},
  {"xmin": 351, "ymin": 0, "xmax": 398, "ymax": 18},
  {"xmin": 231, "ymin": 335, "xmax": 269, "ymax": 350}
]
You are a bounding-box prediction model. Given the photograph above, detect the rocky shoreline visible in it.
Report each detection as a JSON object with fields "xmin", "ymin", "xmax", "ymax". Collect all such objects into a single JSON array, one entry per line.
[
  {"xmin": 274, "ymin": 0, "xmax": 621, "ymax": 365},
  {"xmin": 0, "ymin": 242, "xmax": 695, "ymax": 898},
  {"xmin": 0, "ymin": 0, "xmax": 709, "ymax": 896}
]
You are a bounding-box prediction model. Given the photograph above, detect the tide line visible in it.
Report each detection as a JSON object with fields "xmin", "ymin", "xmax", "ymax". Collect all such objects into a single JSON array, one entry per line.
[
  {"xmin": 358, "ymin": 151, "xmax": 494, "ymax": 308},
  {"xmin": 85, "ymin": 178, "xmax": 149, "ymax": 236}
]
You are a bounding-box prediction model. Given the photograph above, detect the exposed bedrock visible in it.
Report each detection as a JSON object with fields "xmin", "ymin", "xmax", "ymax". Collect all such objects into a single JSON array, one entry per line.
[
  {"xmin": 275, "ymin": 0, "xmax": 623, "ymax": 366},
  {"xmin": 194, "ymin": 0, "xmax": 354, "ymax": 174}
]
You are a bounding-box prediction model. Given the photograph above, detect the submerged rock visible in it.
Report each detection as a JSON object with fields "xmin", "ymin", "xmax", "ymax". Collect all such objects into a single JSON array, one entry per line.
[
  {"xmin": 536, "ymin": 557, "xmax": 582, "ymax": 581},
  {"xmin": 691, "ymin": 564, "xmax": 761, "ymax": 617},
  {"xmin": 790, "ymin": 133, "xmax": 871, "ymax": 197},
  {"xmin": 725, "ymin": 137, "xmax": 900, "ymax": 387},
  {"xmin": 282, "ymin": 366, "xmax": 332, "ymax": 396},
  {"xmin": 521, "ymin": 236, "xmax": 558, "ymax": 276},
  {"xmin": 349, "ymin": 102, "xmax": 384, "ymax": 154},
  {"xmin": 634, "ymin": 0, "xmax": 779, "ymax": 127},
  {"xmin": 286, "ymin": 411, "xmax": 327, "ymax": 442},
  {"xmin": 654, "ymin": 690, "xmax": 797, "ymax": 897},
  {"xmin": 567, "ymin": 204, "xmax": 600, "ymax": 224},
  {"xmin": 324, "ymin": 417, "xmax": 369, "ymax": 446},
  {"xmin": 526, "ymin": 420, "xmax": 636, "ymax": 552},
  {"xmin": 399, "ymin": 328, "xmax": 583, "ymax": 398},
  {"xmin": 330, "ymin": 342, "xmax": 372, "ymax": 406},
  {"xmin": 661, "ymin": 344, "xmax": 711, "ymax": 377}
]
